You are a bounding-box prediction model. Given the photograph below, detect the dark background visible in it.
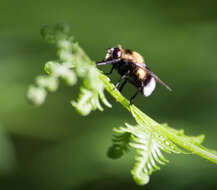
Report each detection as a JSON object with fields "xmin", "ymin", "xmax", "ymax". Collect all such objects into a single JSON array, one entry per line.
[{"xmin": 0, "ymin": 0, "xmax": 217, "ymax": 189}]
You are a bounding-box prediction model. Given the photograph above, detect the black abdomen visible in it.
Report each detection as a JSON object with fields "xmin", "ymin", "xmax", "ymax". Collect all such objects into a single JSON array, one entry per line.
[{"xmin": 115, "ymin": 61, "xmax": 131, "ymax": 76}]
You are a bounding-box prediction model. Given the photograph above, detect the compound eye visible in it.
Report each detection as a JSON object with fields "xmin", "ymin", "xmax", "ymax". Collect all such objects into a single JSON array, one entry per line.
[{"xmin": 112, "ymin": 48, "xmax": 121, "ymax": 58}]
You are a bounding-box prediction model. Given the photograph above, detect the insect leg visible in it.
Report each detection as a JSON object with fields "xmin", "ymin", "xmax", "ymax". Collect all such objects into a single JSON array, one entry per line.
[
  {"xmin": 114, "ymin": 76, "xmax": 125, "ymax": 89},
  {"xmin": 105, "ymin": 65, "xmax": 115, "ymax": 75},
  {"xmin": 96, "ymin": 58, "xmax": 121, "ymax": 66},
  {"xmin": 118, "ymin": 80, "xmax": 127, "ymax": 92},
  {"xmin": 130, "ymin": 89, "xmax": 140, "ymax": 105},
  {"xmin": 114, "ymin": 70, "xmax": 130, "ymax": 89}
]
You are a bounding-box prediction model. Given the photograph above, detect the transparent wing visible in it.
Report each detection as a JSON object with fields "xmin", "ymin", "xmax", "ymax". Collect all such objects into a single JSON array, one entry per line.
[{"xmin": 134, "ymin": 62, "xmax": 172, "ymax": 91}]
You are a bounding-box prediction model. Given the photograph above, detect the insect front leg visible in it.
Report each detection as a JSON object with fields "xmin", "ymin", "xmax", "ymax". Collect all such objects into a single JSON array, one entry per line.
[
  {"xmin": 114, "ymin": 70, "xmax": 130, "ymax": 89},
  {"xmin": 95, "ymin": 58, "xmax": 121, "ymax": 66},
  {"xmin": 105, "ymin": 65, "xmax": 115, "ymax": 75}
]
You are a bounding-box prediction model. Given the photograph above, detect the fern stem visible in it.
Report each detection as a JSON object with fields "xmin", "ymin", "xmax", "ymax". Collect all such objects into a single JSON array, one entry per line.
[
  {"xmin": 99, "ymin": 73, "xmax": 131, "ymax": 111},
  {"xmin": 28, "ymin": 24, "xmax": 217, "ymax": 185},
  {"xmin": 76, "ymin": 44, "xmax": 217, "ymax": 164},
  {"xmin": 99, "ymin": 73, "xmax": 217, "ymax": 164},
  {"xmin": 155, "ymin": 124, "xmax": 217, "ymax": 164}
]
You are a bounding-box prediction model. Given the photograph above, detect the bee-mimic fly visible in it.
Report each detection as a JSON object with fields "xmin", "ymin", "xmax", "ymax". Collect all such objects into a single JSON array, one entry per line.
[{"xmin": 96, "ymin": 45, "xmax": 172, "ymax": 104}]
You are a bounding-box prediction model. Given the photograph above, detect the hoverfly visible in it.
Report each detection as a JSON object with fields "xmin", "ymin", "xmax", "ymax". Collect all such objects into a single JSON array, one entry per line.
[{"xmin": 96, "ymin": 45, "xmax": 172, "ymax": 104}]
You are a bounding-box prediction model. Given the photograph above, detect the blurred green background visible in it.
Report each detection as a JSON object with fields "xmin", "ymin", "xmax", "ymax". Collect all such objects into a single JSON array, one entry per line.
[{"xmin": 0, "ymin": 0, "xmax": 217, "ymax": 189}]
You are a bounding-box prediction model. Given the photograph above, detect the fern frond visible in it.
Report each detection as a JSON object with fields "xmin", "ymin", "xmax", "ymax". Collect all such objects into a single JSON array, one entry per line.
[
  {"xmin": 27, "ymin": 24, "xmax": 111, "ymax": 112},
  {"xmin": 27, "ymin": 23, "xmax": 217, "ymax": 186},
  {"xmin": 112, "ymin": 123, "xmax": 183, "ymax": 185},
  {"xmin": 107, "ymin": 132, "xmax": 131, "ymax": 159},
  {"xmin": 131, "ymin": 130, "xmax": 162, "ymax": 185}
]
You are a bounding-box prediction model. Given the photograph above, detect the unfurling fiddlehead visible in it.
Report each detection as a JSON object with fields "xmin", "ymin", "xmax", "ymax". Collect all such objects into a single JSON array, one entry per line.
[{"xmin": 27, "ymin": 23, "xmax": 217, "ymax": 185}]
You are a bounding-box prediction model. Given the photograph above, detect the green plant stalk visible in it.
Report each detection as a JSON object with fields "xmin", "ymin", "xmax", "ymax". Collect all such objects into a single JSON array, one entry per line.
[
  {"xmin": 99, "ymin": 73, "xmax": 217, "ymax": 164},
  {"xmin": 76, "ymin": 44, "xmax": 217, "ymax": 164},
  {"xmin": 28, "ymin": 24, "xmax": 217, "ymax": 185}
]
